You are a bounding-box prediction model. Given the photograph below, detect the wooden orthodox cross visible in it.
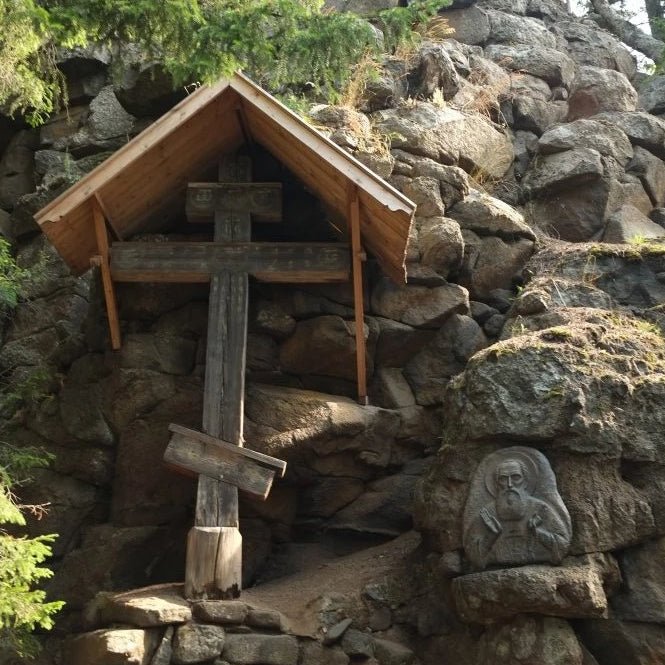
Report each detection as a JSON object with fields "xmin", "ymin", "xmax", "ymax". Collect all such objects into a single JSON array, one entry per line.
[{"xmin": 118, "ymin": 153, "xmax": 355, "ymax": 599}]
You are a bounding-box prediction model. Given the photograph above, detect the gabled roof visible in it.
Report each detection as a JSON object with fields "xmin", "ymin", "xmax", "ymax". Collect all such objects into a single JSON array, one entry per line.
[{"xmin": 35, "ymin": 72, "xmax": 416, "ymax": 282}]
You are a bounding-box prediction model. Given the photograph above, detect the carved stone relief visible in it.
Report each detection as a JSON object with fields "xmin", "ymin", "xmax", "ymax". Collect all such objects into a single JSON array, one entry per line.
[{"xmin": 463, "ymin": 447, "xmax": 572, "ymax": 570}]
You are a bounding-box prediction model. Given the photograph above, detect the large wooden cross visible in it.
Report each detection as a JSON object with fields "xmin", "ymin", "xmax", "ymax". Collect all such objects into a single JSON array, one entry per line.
[{"xmin": 92, "ymin": 152, "xmax": 369, "ymax": 597}]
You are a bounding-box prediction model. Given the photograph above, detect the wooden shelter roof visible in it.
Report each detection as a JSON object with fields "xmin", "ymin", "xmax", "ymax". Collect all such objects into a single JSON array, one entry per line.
[{"xmin": 34, "ymin": 72, "xmax": 416, "ymax": 282}]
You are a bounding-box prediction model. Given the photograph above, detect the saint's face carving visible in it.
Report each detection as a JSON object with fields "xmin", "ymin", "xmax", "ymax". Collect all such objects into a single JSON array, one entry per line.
[{"xmin": 463, "ymin": 447, "xmax": 572, "ymax": 570}]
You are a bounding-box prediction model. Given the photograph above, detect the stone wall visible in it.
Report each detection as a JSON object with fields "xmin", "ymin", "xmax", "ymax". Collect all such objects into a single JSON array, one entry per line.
[{"xmin": 1, "ymin": 0, "xmax": 665, "ymax": 663}]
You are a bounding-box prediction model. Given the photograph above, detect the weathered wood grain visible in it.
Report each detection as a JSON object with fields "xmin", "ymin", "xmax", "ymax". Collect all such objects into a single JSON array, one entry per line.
[
  {"xmin": 110, "ymin": 241, "xmax": 351, "ymax": 283},
  {"xmin": 165, "ymin": 432, "xmax": 275, "ymax": 499},
  {"xmin": 185, "ymin": 526, "xmax": 241, "ymax": 599},
  {"xmin": 186, "ymin": 183, "xmax": 282, "ymax": 222},
  {"xmin": 168, "ymin": 424, "xmax": 286, "ymax": 476}
]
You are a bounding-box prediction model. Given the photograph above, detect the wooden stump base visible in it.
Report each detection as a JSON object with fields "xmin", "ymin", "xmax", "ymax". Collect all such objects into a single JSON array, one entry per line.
[{"xmin": 185, "ymin": 526, "xmax": 242, "ymax": 600}]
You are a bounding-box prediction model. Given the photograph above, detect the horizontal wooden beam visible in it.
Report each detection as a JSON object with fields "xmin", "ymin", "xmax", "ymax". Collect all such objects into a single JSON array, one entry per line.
[
  {"xmin": 110, "ymin": 241, "xmax": 351, "ymax": 283},
  {"xmin": 187, "ymin": 183, "xmax": 282, "ymax": 222},
  {"xmin": 169, "ymin": 424, "xmax": 286, "ymax": 476},
  {"xmin": 165, "ymin": 424, "xmax": 286, "ymax": 500}
]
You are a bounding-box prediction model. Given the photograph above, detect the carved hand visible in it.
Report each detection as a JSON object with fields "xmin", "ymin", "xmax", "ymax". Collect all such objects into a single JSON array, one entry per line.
[
  {"xmin": 480, "ymin": 507, "xmax": 502, "ymax": 534},
  {"xmin": 528, "ymin": 514, "xmax": 543, "ymax": 530}
]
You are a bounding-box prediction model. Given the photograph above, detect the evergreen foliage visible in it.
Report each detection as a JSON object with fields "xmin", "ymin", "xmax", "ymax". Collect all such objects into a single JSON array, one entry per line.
[
  {"xmin": 0, "ymin": 244, "xmax": 63, "ymax": 659},
  {"xmin": 1, "ymin": 0, "xmax": 445, "ymax": 124}
]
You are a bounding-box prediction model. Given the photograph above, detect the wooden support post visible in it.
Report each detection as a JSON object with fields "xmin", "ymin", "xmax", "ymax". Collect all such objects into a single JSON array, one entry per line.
[
  {"xmin": 92, "ymin": 198, "xmax": 121, "ymax": 350},
  {"xmin": 348, "ymin": 187, "xmax": 368, "ymax": 405},
  {"xmin": 186, "ymin": 154, "xmax": 252, "ymax": 599},
  {"xmin": 186, "ymin": 526, "xmax": 242, "ymax": 600}
]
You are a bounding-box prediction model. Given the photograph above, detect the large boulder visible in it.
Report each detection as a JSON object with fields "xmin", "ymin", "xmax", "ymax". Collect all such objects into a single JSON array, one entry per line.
[
  {"xmin": 602, "ymin": 204, "xmax": 665, "ymax": 243},
  {"xmin": 555, "ymin": 21, "xmax": 636, "ymax": 79},
  {"xmin": 627, "ymin": 145, "xmax": 665, "ymax": 207},
  {"xmin": 372, "ymin": 103, "xmax": 513, "ymax": 178},
  {"xmin": 537, "ymin": 119, "xmax": 634, "ymax": 165},
  {"xmin": 453, "ymin": 562, "xmax": 608, "ymax": 623},
  {"xmin": 64, "ymin": 629, "xmax": 160, "ymax": 665},
  {"xmin": 637, "ymin": 73, "xmax": 665, "ymax": 115},
  {"xmin": 523, "ymin": 148, "xmax": 604, "ymax": 197},
  {"xmin": 484, "ymin": 45, "xmax": 575, "ymax": 89},
  {"xmin": 485, "ymin": 10, "xmax": 557, "ymax": 48},
  {"xmin": 0, "ymin": 130, "xmax": 37, "ymax": 209},
  {"xmin": 568, "ymin": 67, "xmax": 638, "ymax": 120},
  {"xmin": 596, "ymin": 111, "xmax": 665, "ymax": 160},
  {"xmin": 442, "ymin": 6, "xmax": 491, "ymax": 44},
  {"xmin": 371, "ymin": 278, "xmax": 469, "ymax": 328},
  {"xmin": 448, "ymin": 189, "xmax": 536, "ymax": 240}
]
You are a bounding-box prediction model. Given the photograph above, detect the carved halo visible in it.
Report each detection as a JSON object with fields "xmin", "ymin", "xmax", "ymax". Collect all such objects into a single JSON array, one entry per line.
[{"xmin": 483, "ymin": 448, "xmax": 540, "ymax": 498}]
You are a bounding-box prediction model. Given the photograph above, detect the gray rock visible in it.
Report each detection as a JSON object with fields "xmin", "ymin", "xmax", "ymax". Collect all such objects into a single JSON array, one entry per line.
[
  {"xmin": 479, "ymin": 615, "xmax": 584, "ymax": 665},
  {"xmin": 442, "ymin": 6, "xmax": 491, "ymax": 45},
  {"xmin": 372, "ymin": 638, "xmax": 416, "ymax": 665},
  {"xmin": 408, "ymin": 41, "xmax": 460, "ymax": 100},
  {"xmin": 329, "ymin": 472, "xmax": 418, "ymax": 536},
  {"xmin": 250, "ymin": 301, "xmax": 296, "ymax": 339},
  {"xmin": 405, "ymin": 314, "xmax": 487, "ymax": 405},
  {"xmin": 172, "ymin": 623, "xmax": 225, "ymax": 664},
  {"xmin": 279, "ymin": 315, "xmax": 371, "ymax": 380},
  {"xmin": 651, "ymin": 208, "xmax": 665, "ymax": 227},
  {"xmin": 323, "ymin": 618, "xmax": 353, "ymax": 645},
  {"xmin": 361, "ymin": 57, "xmax": 408, "ymax": 112},
  {"xmin": 193, "ymin": 601, "xmax": 249, "ymax": 625},
  {"xmin": 114, "ymin": 61, "xmax": 182, "ymax": 116},
  {"xmin": 341, "ymin": 629, "xmax": 375, "ymax": 658},
  {"xmin": 222, "ymin": 634, "xmax": 299, "ymax": 665},
  {"xmin": 638, "ymin": 74, "xmax": 665, "ymax": 115},
  {"xmin": 372, "ymin": 103, "xmax": 513, "ymax": 179},
  {"xmin": 483, "ymin": 313, "xmax": 505, "ymax": 337},
  {"xmin": 402, "ymin": 177, "xmax": 445, "ymax": 217},
  {"xmin": 486, "ymin": 10, "xmax": 556, "ymax": 48},
  {"xmin": 577, "ymin": 619, "xmax": 665, "ymax": 665},
  {"xmin": 511, "ymin": 96, "xmax": 567, "ymax": 135},
  {"xmin": 0, "ymin": 130, "xmax": 36, "ymax": 209},
  {"xmin": 98, "ymin": 586, "xmax": 191, "ymax": 627},
  {"xmin": 596, "ymin": 111, "xmax": 665, "ymax": 160},
  {"xmin": 612, "ymin": 537, "xmax": 665, "ymax": 623},
  {"xmin": 627, "ymin": 145, "xmax": 665, "ymax": 207},
  {"xmin": 245, "ymin": 383, "xmax": 400, "ymax": 468},
  {"xmin": 484, "ymin": 45, "xmax": 575, "ymax": 88},
  {"xmin": 527, "ymin": 177, "xmax": 617, "ymax": 241},
  {"xmin": 430, "ymin": 317, "xmax": 665, "ymax": 461},
  {"xmin": 556, "ymin": 20, "xmax": 636, "ymax": 79},
  {"xmin": 448, "ymin": 189, "xmax": 536, "ymax": 240},
  {"xmin": 65, "ymin": 628, "xmax": 159, "ymax": 665},
  {"xmin": 460, "ymin": 231, "xmax": 535, "ymax": 300},
  {"xmin": 110, "ymin": 385, "xmax": 200, "ymax": 526},
  {"xmin": 371, "ymin": 279, "xmax": 469, "ymax": 328},
  {"xmin": 391, "ymin": 150, "xmax": 470, "ymax": 207},
  {"xmin": 301, "ymin": 641, "xmax": 350, "ymax": 664},
  {"xmin": 374, "ymin": 317, "xmax": 435, "ymax": 367},
  {"xmin": 523, "ymin": 148, "xmax": 604, "ymax": 196},
  {"xmin": 603, "ymin": 204, "xmax": 665, "ymax": 243},
  {"xmin": 568, "ymin": 67, "xmax": 638, "ymax": 120},
  {"xmin": 246, "ymin": 607, "xmax": 285, "ymax": 630},
  {"xmin": 48, "ymin": 525, "xmax": 168, "ymax": 611},
  {"xmin": 150, "ymin": 626, "xmax": 173, "ymax": 665},
  {"xmin": 372, "ymin": 367, "xmax": 416, "ymax": 409},
  {"xmin": 417, "ymin": 216, "xmax": 465, "ymax": 276},
  {"xmin": 120, "ymin": 333, "xmax": 197, "ymax": 375},
  {"xmin": 453, "ymin": 563, "xmax": 607, "ymax": 622},
  {"xmin": 538, "ymin": 119, "xmax": 634, "ymax": 165}
]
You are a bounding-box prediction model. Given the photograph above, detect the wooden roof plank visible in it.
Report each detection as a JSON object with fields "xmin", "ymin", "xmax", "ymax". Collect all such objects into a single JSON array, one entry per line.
[
  {"xmin": 34, "ymin": 72, "xmax": 416, "ymax": 282},
  {"xmin": 36, "ymin": 81, "xmax": 235, "ymax": 225}
]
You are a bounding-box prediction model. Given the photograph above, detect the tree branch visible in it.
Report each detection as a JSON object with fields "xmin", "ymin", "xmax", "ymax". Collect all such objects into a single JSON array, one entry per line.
[{"xmin": 588, "ymin": 0, "xmax": 665, "ymax": 63}]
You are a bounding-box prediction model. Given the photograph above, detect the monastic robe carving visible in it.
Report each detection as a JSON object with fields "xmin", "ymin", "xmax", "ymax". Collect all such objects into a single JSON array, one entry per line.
[{"xmin": 463, "ymin": 447, "xmax": 572, "ymax": 570}]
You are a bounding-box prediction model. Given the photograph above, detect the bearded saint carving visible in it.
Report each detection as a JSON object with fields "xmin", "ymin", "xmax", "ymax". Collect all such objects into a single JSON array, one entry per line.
[{"xmin": 463, "ymin": 447, "xmax": 572, "ymax": 570}]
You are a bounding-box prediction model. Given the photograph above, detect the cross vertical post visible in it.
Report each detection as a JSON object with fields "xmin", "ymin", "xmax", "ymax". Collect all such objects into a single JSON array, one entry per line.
[{"xmin": 185, "ymin": 155, "xmax": 251, "ymax": 599}]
